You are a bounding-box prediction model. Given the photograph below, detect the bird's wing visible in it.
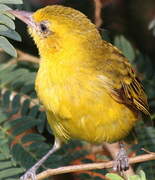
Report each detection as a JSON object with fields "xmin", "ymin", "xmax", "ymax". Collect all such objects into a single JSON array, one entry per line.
[{"xmin": 99, "ymin": 41, "xmax": 149, "ymax": 115}]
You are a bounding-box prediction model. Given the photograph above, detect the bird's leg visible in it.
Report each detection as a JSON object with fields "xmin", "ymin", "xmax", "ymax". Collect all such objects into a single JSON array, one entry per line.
[
  {"xmin": 20, "ymin": 138, "xmax": 61, "ymax": 180},
  {"xmin": 113, "ymin": 141, "xmax": 129, "ymax": 172}
]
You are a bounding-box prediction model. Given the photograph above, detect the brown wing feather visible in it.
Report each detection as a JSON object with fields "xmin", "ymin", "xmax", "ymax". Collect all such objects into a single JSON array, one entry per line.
[
  {"xmin": 120, "ymin": 75, "xmax": 149, "ymax": 115},
  {"xmin": 100, "ymin": 41, "xmax": 150, "ymax": 115}
]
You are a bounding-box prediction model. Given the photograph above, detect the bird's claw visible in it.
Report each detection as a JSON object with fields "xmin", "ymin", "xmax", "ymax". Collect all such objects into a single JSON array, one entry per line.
[
  {"xmin": 113, "ymin": 146, "xmax": 129, "ymax": 172},
  {"xmin": 20, "ymin": 167, "xmax": 37, "ymax": 180}
]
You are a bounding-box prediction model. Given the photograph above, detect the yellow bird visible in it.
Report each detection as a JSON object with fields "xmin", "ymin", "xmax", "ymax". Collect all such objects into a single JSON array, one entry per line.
[{"xmin": 10, "ymin": 5, "xmax": 149, "ymax": 180}]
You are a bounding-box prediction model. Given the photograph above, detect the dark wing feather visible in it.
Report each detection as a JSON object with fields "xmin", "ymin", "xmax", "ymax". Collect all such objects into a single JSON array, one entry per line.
[
  {"xmin": 120, "ymin": 75, "xmax": 149, "ymax": 115},
  {"xmin": 99, "ymin": 41, "xmax": 150, "ymax": 115}
]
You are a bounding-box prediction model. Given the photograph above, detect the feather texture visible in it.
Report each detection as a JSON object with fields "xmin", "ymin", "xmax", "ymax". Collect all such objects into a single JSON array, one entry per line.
[
  {"xmin": 30, "ymin": 5, "xmax": 150, "ymax": 143},
  {"xmin": 97, "ymin": 42, "xmax": 149, "ymax": 115}
]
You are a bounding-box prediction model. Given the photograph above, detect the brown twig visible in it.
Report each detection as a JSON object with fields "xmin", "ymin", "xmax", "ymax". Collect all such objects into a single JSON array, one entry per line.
[
  {"xmin": 29, "ymin": 153, "xmax": 155, "ymax": 180},
  {"xmin": 17, "ymin": 49, "xmax": 39, "ymax": 64},
  {"xmin": 141, "ymin": 148, "xmax": 155, "ymax": 155},
  {"xmin": 94, "ymin": 0, "xmax": 103, "ymax": 28}
]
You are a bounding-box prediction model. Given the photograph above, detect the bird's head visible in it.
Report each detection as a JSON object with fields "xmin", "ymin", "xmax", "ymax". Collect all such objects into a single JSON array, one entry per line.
[{"xmin": 9, "ymin": 5, "xmax": 101, "ymax": 58}]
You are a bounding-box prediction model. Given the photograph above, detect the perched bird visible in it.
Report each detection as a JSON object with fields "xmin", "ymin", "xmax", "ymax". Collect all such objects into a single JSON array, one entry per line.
[{"xmin": 10, "ymin": 5, "xmax": 149, "ymax": 180}]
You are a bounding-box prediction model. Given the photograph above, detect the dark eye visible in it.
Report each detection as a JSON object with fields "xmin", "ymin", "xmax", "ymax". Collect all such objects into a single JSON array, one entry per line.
[{"xmin": 39, "ymin": 22, "xmax": 49, "ymax": 33}]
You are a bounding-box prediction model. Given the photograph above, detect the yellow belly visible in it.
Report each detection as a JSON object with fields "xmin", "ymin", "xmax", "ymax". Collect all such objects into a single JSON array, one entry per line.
[
  {"xmin": 46, "ymin": 96, "xmax": 138, "ymax": 144},
  {"xmin": 35, "ymin": 65, "xmax": 138, "ymax": 144}
]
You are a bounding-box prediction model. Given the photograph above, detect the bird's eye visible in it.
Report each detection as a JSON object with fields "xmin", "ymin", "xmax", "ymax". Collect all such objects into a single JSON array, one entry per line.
[{"xmin": 39, "ymin": 22, "xmax": 49, "ymax": 34}]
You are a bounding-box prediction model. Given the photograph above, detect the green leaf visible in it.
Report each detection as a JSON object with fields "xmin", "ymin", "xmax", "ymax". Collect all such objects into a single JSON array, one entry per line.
[
  {"xmin": 0, "ymin": 24, "xmax": 8, "ymax": 31},
  {"xmin": 21, "ymin": 84, "xmax": 34, "ymax": 94},
  {"xmin": 135, "ymin": 122, "xmax": 155, "ymax": 178},
  {"xmin": 0, "ymin": 111, "xmax": 8, "ymax": 123},
  {"xmin": 3, "ymin": 11, "xmax": 15, "ymax": 20},
  {"xmin": 11, "ymin": 144, "xmax": 26, "ymax": 163},
  {"xmin": 5, "ymin": 178, "xmax": 19, "ymax": 180},
  {"xmin": 139, "ymin": 170, "xmax": 147, "ymax": 180},
  {"xmin": 0, "ymin": 4, "xmax": 11, "ymax": 10},
  {"xmin": 0, "ymin": 168, "xmax": 24, "ymax": 179},
  {"xmin": 128, "ymin": 170, "xmax": 147, "ymax": 180},
  {"xmin": 11, "ymin": 144, "xmax": 36, "ymax": 168},
  {"xmin": 11, "ymin": 94, "xmax": 21, "ymax": 114},
  {"xmin": 114, "ymin": 35, "xmax": 135, "ymax": 62},
  {"xmin": 0, "ymin": 140, "xmax": 9, "ymax": 148},
  {"xmin": 21, "ymin": 133, "xmax": 46, "ymax": 143},
  {"xmin": 0, "ymin": 5, "xmax": 15, "ymax": 20},
  {"xmin": 0, "ymin": 144, "xmax": 10, "ymax": 158},
  {"xmin": 2, "ymin": 90, "xmax": 11, "ymax": 109},
  {"xmin": 0, "ymin": 27, "xmax": 21, "ymax": 41},
  {"xmin": 0, "ymin": 0, "xmax": 23, "ymax": 4},
  {"xmin": 129, "ymin": 175, "xmax": 141, "ymax": 180},
  {"xmin": 4, "ymin": 117, "xmax": 29, "ymax": 130},
  {"xmin": 12, "ymin": 118, "xmax": 39, "ymax": 136},
  {"xmin": 21, "ymin": 99, "xmax": 30, "ymax": 116},
  {"xmin": 0, "ymin": 36, "xmax": 16, "ymax": 57},
  {"xmin": 0, "ymin": 153, "xmax": 9, "ymax": 160},
  {"xmin": 28, "ymin": 105, "xmax": 39, "ymax": 117},
  {"xmin": 0, "ymin": 13, "xmax": 15, "ymax": 29},
  {"xmin": 37, "ymin": 112, "xmax": 46, "ymax": 133},
  {"xmin": 0, "ymin": 161, "xmax": 13, "ymax": 169},
  {"xmin": 0, "ymin": 63, "xmax": 16, "ymax": 73},
  {"xmin": 12, "ymin": 71, "xmax": 35, "ymax": 88},
  {"xmin": 106, "ymin": 173, "xmax": 124, "ymax": 180},
  {"xmin": 1, "ymin": 72, "xmax": 18, "ymax": 87}
]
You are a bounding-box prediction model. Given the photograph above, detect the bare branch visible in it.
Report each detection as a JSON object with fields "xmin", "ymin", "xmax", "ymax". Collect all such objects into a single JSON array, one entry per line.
[
  {"xmin": 29, "ymin": 153, "xmax": 155, "ymax": 180},
  {"xmin": 17, "ymin": 49, "xmax": 39, "ymax": 64},
  {"xmin": 94, "ymin": 0, "xmax": 103, "ymax": 28}
]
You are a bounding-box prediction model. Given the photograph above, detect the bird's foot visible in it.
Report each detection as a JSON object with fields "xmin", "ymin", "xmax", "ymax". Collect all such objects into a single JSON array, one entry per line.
[
  {"xmin": 20, "ymin": 138, "xmax": 61, "ymax": 180},
  {"xmin": 20, "ymin": 167, "xmax": 37, "ymax": 180},
  {"xmin": 113, "ymin": 144, "xmax": 129, "ymax": 172}
]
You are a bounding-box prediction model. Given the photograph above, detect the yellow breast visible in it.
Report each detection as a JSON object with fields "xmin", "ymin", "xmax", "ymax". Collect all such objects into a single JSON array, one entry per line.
[{"xmin": 35, "ymin": 59, "xmax": 138, "ymax": 144}]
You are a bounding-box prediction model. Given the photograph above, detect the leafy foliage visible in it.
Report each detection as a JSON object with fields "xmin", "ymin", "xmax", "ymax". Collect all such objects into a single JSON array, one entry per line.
[
  {"xmin": 0, "ymin": 110, "xmax": 25, "ymax": 179},
  {"xmin": 133, "ymin": 122, "xmax": 155, "ymax": 179},
  {"xmin": 106, "ymin": 170, "xmax": 147, "ymax": 180},
  {"xmin": 114, "ymin": 35, "xmax": 135, "ymax": 62},
  {"xmin": 0, "ymin": 0, "xmax": 22, "ymax": 57}
]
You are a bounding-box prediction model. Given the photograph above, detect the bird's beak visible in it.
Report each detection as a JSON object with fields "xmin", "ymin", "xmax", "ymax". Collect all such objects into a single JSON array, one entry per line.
[{"xmin": 8, "ymin": 10, "xmax": 35, "ymax": 28}]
